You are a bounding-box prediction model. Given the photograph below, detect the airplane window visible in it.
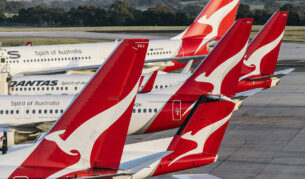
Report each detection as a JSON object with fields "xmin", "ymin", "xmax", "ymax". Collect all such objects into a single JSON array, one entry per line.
[
  {"xmin": 16, "ymin": 110, "xmax": 19, "ymax": 114},
  {"xmin": 26, "ymin": 110, "xmax": 29, "ymax": 114},
  {"xmin": 53, "ymin": 58, "xmax": 56, "ymax": 61},
  {"xmin": 85, "ymin": 57, "xmax": 88, "ymax": 59},
  {"xmin": 32, "ymin": 110, "xmax": 35, "ymax": 114},
  {"xmin": 143, "ymin": 109, "xmax": 147, "ymax": 113},
  {"xmin": 155, "ymin": 85, "xmax": 158, "ymax": 89},
  {"xmin": 46, "ymin": 87, "xmax": 49, "ymax": 90},
  {"xmin": 50, "ymin": 110, "xmax": 53, "ymax": 114},
  {"xmin": 30, "ymin": 60, "xmax": 33, "ymax": 62},
  {"xmin": 165, "ymin": 85, "xmax": 168, "ymax": 88},
  {"xmin": 15, "ymin": 88, "xmax": 18, "ymax": 91},
  {"xmin": 5, "ymin": 110, "xmax": 9, "ymax": 114},
  {"xmin": 89, "ymin": 57, "xmax": 91, "ymax": 59},
  {"xmin": 27, "ymin": 60, "xmax": 29, "ymax": 62},
  {"xmin": 33, "ymin": 87, "xmax": 35, "ymax": 91},
  {"xmin": 34, "ymin": 59, "xmax": 36, "ymax": 62},
  {"xmin": 55, "ymin": 110, "xmax": 58, "ymax": 114},
  {"xmin": 37, "ymin": 59, "xmax": 40, "ymax": 62},
  {"xmin": 0, "ymin": 110, "xmax": 3, "ymax": 114},
  {"xmin": 75, "ymin": 87, "xmax": 78, "ymax": 90},
  {"xmin": 133, "ymin": 109, "xmax": 135, "ymax": 113},
  {"xmin": 42, "ymin": 87, "xmax": 44, "ymax": 91},
  {"xmin": 47, "ymin": 59, "xmax": 50, "ymax": 61},
  {"xmin": 154, "ymin": 109, "xmax": 158, "ymax": 113},
  {"xmin": 68, "ymin": 57, "xmax": 71, "ymax": 60},
  {"xmin": 65, "ymin": 87, "xmax": 68, "ymax": 90},
  {"xmin": 11, "ymin": 88, "xmax": 14, "ymax": 91},
  {"xmin": 51, "ymin": 87, "xmax": 54, "ymax": 90},
  {"xmin": 28, "ymin": 88, "xmax": 31, "ymax": 91},
  {"xmin": 149, "ymin": 109, "xmax": 152, "ymax": 113},
  {"xmin": 138, "ymin": 109, "xmax": 141, "ymax": 113},
  {"xmin": 44, "ymin": 109, "xmax": 47, "ymax": 114},
  {"xmin": 65, "ymin": 58, "xmax": 67, "ymax": 60},
  {"xmin": 147, "ymin": 53, "xmax": 149, "ymax": 56},
  {"xmin": 61, "ymin": 87, "xmax": 63, "ymax": 90},
  {"xmin": 24, "ymin": 88, "xmax": 27, "ymax": 91},
  {"xmin": 10, "ymin": 110, "xmax": 13, "ymax": 114},
  {"xmin": 82, "ymin": 57, "xmax": 84, "ymax": 60},
  {"xmin": 56, "ymin": 87, "xmax": 59, "ymax": 90},
  {"xmin": 20, "ymin": 88, "xmax": 22, "ymax": 91},
  {"xmin": 39, "ymin": 110, "xmax": 42, "ymax": 114},
  {"xmin": 160, "ymin": 85, "xmax": 163, "ymax": 89},
  {"xmin": 154, "ymin": 52, "xmax": 156, "ymax": 55},
  {"xmin": 37, "ymin": 87, "xmax": 40, "ymax": 91},
  {"xmin": 23, "ymin": 60, "xmax": 26, "ymax": 63},
  {"xmin": 72, "ymin": 57, "xmax": 74, "ymax": 60},
  {"xmin": 60, "ymin": 110, "xmax": 64, "ymax": 113}
]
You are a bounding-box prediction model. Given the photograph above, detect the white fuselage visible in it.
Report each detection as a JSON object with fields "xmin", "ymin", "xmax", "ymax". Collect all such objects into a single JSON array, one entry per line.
[
  {"xmin": 10, "ymin": 73, "xmax": 189, "ymax": 95},
  {"xmin": 2, "ymin": 40, "xmax": 182, "ymax": 76},
  {"xmin": 0, "ymin": 93, "xmax": 174, "ymax": 135}
]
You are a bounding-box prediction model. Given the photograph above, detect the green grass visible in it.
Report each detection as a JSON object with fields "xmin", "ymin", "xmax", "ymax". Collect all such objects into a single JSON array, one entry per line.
[
  {"xmin": 0, "ymin": 25, "xmax": 304, "ymax": 46},
  {"xmin": 0, "ymin": 37, "xmax": 109, "ymax": 46},
  {"xmin": 0, "ymin": 26, "xmax": 187, "ymax": 32}
]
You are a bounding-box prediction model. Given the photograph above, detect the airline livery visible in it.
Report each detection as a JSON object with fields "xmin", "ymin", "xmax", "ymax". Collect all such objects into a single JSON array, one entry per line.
[
  {"xmin": 9, "ymin": 12, "xmax": 293, "ymax": 96},
  {"xmin": 0, "ymin": 0, "xmax": 240, "ymax": 75},
  {"xmin": 0, "ymin": 19, "xmax": 252, "ymax": 145}
]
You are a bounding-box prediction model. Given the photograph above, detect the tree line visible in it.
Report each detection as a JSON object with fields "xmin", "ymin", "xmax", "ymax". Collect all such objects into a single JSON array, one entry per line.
[{"xmin": 0, "ymin": 1, "xmax": 304, "ymax": 26}]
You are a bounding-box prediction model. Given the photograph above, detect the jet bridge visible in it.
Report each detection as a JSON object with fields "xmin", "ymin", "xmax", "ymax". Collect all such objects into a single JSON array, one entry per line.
[{"xmin": 0, "ymin": 47, "xmax": 11, "ymax": 95}]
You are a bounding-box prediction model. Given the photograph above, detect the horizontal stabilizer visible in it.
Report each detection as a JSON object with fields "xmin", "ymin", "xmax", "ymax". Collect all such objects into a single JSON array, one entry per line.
[
  {"xmin": 120, "ymin": 151, "xmax": 172, "ymax": 174},
  {"xmin": 233, "ymin": 88, "xmax": 263, "ymax": 100},
  {"xmin": 246, "ymin": 68, "xmax": 295, "ymax": 81}
]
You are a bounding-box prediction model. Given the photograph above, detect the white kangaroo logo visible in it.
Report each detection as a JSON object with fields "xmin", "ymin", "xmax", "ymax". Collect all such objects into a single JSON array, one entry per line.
[
  {"xmin": 45, "ymin": 80, "xmax": 140, "ymax": 178},
  {"xmin": 195, "ymin": 43, "xmax": 247, "ymax": 95},
  {"xmin": 169, "ymin": 109, "xmax": 233, "ymax": 166},
  {"xmin": 240, "ymin": 31, "xmax": 284, "ymax": 80},
  {"xmin": 194, "ymin": 0, "xmax": 239, "ymax": 54}
]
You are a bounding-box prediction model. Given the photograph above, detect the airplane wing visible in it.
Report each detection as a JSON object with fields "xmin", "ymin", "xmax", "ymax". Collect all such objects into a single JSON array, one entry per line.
[
  {"xmin": 145, "ymin": 55, "xmax": 207, "ymax": 63},
  {"xmin": 78, "ymin": 151, "xmax": 172, "ymax": 178},
  {"xmin": 246, "ymin": 68, "xmax": 295, "ymax": 81}
]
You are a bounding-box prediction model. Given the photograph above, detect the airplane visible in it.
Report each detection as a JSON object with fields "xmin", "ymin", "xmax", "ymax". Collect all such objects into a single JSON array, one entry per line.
[
  {"xmin": 0, "ymin": 0, "xmax": 240, "ymax": 76},
  {"xmin": 25, "ymin": 42, "xmax": 32, "ymax": 46},
  {"xmin": 8, "ymin": 11, "xmax": 293, "ymax": 96},
  {"xmin": 0, "ymin": 18, "xmax": 253, "ymax": 147}
]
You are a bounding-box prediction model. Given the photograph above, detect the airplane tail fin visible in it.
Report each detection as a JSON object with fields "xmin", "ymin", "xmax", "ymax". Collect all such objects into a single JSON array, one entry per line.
[
  {"xmin": 240, "ymin": 11, "xmax": 288, "ymax": 80},
  {"xmin": 153, "ymin": 95, "xmax": 236, "ymax": 175},
  {"xmin": 9, "ymin": 39, "xmax": 148, "ymax": 178},
  {"xmin": 176, "ymin": 19, "xmax": 252, "ymax": 97},
  {"xmin": 173, "ymin": 0, "xmax": 240, "ymax": 55}
]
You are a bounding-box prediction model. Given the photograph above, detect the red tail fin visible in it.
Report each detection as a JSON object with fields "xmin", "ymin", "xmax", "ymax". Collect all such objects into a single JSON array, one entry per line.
[
  {"xmin": 176, "ymin": 19, "xmax": 252, "ymax": 97},
  {"xmin": 240, "ymin": 11, "xmax": 288, "ymax": 80},
  {"xmin": 9, "ymin": 39, "xmax": 148, "ymax": 178},
  {"xmin": 25, "ymin": 42, "xmax": 32, "ymax": 46},
  {"xmin": 153, "ymin": 96, "xmax": 236, "ymax": 176},
  {"xmin": 174, "ymin": 0, "xmax": 240, "ymax": 55}
]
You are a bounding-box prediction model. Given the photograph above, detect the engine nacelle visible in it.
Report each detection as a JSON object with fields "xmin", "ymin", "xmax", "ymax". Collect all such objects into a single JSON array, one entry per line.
[{"xmin": 0, "ymin": 130, "xmax": 29, "ymax": 149}]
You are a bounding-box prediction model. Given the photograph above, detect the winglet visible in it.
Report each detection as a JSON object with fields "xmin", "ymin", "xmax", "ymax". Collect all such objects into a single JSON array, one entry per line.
[{"xmin": 140, "ymin": 70, "xmax": 158, "ymax": 93}]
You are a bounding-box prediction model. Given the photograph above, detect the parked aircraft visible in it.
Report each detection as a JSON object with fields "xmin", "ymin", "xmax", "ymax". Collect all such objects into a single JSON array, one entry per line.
[
  {"xmin": 0, "ymin": 19, "xmax": 252, "ymax": 147},
  {"xmin": 0, "ymin": 0, "xmax": 240, "ymax": 75},
  {"xmin": 8, "ymin": 12, "xmax": 292, "ymax": 97}
]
